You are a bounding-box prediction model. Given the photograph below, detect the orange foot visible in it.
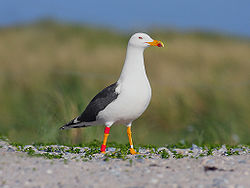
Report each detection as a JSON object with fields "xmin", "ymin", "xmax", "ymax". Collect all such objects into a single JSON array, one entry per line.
[{"xmin": 129, "ymin": 148, "xmax": 138, "ymax": 155}]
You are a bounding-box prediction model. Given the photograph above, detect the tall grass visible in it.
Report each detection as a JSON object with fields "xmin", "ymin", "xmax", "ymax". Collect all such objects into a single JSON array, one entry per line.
[{"xmin": 0, "ymin": 21, "xmax": 249, "ymax": 145}]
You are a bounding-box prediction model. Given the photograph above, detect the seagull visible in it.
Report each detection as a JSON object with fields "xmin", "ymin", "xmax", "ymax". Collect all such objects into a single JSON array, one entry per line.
[{"xmin": 60, "ymin": 33, "xmax": 164, "ymax": 154}]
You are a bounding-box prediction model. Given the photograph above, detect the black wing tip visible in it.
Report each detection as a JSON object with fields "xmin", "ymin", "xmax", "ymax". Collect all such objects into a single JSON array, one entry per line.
[
  {"xmin": 59, "ymin": 124, "xmax": 70, "ymax": 130},
  {"xmin": 59, "ymin": 118, "xmax": 85, "ymax": 130},
  {"xmin": 59, "ymin": 126, "xmax": 65, "ymax": 130},
  {"xmin": 59, "ymin": 124, "xmax": 75, "ymax": 130},
  {"xmin": 59, "ymin": 120, "xmax": 74, "ymax": 130}
]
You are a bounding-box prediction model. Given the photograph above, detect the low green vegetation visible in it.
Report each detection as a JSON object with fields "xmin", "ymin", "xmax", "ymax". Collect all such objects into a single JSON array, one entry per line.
[
  {"xmin": 0, "ymin": 21, "xmax": 250, "ymax": 145},
  {"xmin": 4, "ymin": 139, "xmax": 248, "ymax": 161},
  {"xmin": 158, "ymin": 149, "xmax": 170, "ymax": 159}
]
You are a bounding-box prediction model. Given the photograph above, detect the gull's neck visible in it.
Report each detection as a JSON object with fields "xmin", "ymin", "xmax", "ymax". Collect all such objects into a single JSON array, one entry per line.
[{"xmin": 118, "ymin": 44, "xmax": 147, "ymax": 82}]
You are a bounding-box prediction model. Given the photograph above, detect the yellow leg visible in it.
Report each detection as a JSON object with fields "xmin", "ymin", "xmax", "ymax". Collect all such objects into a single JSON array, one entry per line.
[
  {"xmin": 100, "ymin": 127, "xmax": 110, "ymax": 153},
  {"xmin": 127, "ymin": 126, "xmax": 138, "ymax": 155}
]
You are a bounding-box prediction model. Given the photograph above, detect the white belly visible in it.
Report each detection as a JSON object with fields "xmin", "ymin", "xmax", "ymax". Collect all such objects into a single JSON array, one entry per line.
[{"xmin": 97, "ymin": 79, "xmax": 152, "ymax": 125}]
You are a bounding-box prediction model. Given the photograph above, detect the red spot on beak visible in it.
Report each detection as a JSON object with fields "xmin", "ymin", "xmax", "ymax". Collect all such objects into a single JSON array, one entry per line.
[{"xmin": 157, "ymin": 43, "xmax": 163, "ymax": 47}]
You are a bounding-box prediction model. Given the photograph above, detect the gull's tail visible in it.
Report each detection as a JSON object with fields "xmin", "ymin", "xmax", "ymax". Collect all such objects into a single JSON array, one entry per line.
[{"xmin": 59, "ymin": 117, "xmax": 90, "ymax": 130}]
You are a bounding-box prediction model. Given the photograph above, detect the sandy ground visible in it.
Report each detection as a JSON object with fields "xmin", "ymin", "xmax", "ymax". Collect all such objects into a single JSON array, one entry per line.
[{"xmin": 0, "ymin": 146, "xmax": 249, "ymax": 188}]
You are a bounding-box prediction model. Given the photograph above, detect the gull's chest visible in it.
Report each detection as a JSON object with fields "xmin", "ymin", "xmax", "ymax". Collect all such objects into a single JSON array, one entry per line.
[
  {"xmin": 120, "ymin": 78, "xmax": 151, "ymax": 103},
  {"xmin": 115, "ymin": 77, "xmax": 152, "ymax": 117},
  {"xmin": 97, "ymin": 77, "xmax": 152, "ymax": 124}
]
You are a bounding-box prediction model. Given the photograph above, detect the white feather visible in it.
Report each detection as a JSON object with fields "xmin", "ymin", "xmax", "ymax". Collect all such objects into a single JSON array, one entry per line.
[{"xmin": 96, "ymin": 33, "xmax": 153, "ymax": 126}]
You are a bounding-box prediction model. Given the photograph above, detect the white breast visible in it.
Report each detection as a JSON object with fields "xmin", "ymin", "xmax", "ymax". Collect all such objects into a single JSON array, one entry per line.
[{"xmin": 97, "ymin": 78, "xmax": 151, "ymax": 125}]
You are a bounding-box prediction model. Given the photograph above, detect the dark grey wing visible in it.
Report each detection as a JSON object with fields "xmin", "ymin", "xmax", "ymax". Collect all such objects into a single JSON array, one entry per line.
[
  {"xmin": 77, "ymin": 82, "xmax": 119, "ymax": 122},
  {"xmin": 60, "ymin": 82, "xmax": 119, "ymax": 130}
]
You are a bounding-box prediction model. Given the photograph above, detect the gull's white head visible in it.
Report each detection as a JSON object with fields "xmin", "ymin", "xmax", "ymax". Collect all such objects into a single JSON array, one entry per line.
[{"xmin": 128, "ymin": 33, "xmax": 164, "ymax": 49}]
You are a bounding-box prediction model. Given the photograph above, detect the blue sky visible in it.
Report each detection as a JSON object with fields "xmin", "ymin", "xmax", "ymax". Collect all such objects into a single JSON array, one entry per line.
[{"xmin": 1, "ymin": 0, "xmax": 250, "ymax": 36}]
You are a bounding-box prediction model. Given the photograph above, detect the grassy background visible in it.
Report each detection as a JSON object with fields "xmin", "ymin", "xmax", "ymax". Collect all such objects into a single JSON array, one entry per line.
[{"xmin": 0, "ymin": 21, "xmax": 249, "ymax": 146}]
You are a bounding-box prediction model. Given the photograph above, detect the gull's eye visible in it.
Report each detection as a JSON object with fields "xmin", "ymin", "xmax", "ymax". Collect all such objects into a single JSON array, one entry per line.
[{"xmin": 138, "ymin": 37, "xmax": 143, "ymax": 39}]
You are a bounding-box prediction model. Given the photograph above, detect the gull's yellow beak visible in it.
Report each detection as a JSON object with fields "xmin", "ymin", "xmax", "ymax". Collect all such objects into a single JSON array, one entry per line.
[{"xmin": 146, "ymin": 40, "xmax": 164, "ymax": 47}]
